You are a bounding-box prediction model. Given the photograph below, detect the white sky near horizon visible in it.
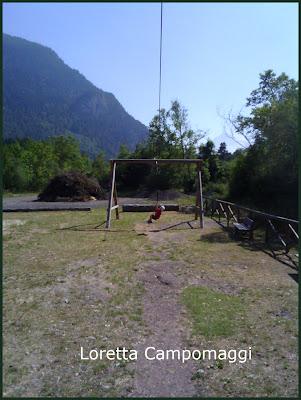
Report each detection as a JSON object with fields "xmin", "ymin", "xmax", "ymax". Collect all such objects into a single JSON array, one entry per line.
[{"xmin": 3, "ymin": 2, "xmax": 299, "ymax": 152}]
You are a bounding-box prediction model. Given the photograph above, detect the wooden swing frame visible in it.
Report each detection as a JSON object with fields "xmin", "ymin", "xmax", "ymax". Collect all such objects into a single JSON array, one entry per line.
[{"xmin": 105, "ymin": 159, "xmax": 204, "ymax": 231}]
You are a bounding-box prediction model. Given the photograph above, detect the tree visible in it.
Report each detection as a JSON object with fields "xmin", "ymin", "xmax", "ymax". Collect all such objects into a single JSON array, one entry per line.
[
  {"xmin": 168, "ymin": 100, "xmax": 205, "ymax": 159},
  {"xmin": 228, "ymin": 70, "xmax": 298, "ymax": 217},
  {"xmin": 198, "ymin": 140, "xmax": 221, "ymax": 182},
  {"xmin": 217, "ymin": 142, "xmax": 231, "ymax": 161},
  {"xmin": 91, "ymin": 151, "xmax": 110, "ymax": 187},
  {"xmin": 199, "ymin": 140, "xmax": 215, "ymax": 160},
  {"xmin": 3, "ymin": 136, "xmax": 93, "ymax": 192},
  {"xmin": 228, "ymin": 70, "xmax": 298, "ymax": 146},
  {"xmin": 116, "ymin": 100, "xmax": 205, "ymax": 193}
]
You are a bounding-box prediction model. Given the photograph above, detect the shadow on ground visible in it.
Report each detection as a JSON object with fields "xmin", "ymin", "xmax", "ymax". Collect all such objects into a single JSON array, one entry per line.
[
  {"xmin": 200, "ymin": 231, "xmax": 232, "ymax": 243},
  {"xmin": 59, "ymin": 218, "xmax": 200, "ymax": 233},
  {"xmin": 208, "ymin": 218, "xmax": 298, "ymax": 271},
  {"xmin": 238, "ymin": 240, "xmax": 298, "ymax": 270}
]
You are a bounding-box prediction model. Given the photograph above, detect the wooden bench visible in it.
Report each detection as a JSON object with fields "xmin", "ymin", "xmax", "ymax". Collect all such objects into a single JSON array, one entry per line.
[{"xmin": 233, "ymin": 217, "xmax": 255, "ymax": 240}]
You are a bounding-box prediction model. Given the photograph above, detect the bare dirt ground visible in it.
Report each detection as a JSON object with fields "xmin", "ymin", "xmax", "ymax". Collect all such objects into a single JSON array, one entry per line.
[
  {"xmin": 130, "ymin": 223, "xmax": 199, "ymax": 397},
  {"xmin": 3, "ymin": 210, "xmax": 298, "ymax": 397}
]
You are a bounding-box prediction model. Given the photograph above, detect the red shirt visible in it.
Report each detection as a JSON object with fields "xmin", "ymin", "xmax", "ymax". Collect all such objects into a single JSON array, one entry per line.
[{"xmin": 154, "ymin": 207, "xmax": 162, "ymax": 219}]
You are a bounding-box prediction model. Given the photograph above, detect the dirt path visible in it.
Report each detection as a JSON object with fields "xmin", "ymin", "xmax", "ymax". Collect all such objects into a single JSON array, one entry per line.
[{"xmin": 129, "ymin": 223, "xmax": 199, "ymax": 397}]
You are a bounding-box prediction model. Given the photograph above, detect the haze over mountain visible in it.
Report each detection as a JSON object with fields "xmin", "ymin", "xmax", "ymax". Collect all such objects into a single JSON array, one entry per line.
[{"xmin": 3, "ymin": 34, "xmax": 148, "ymax": 158}]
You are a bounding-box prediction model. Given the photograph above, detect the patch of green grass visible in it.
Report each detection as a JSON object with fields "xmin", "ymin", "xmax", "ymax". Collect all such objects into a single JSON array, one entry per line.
[
  {"xmin": 176, "ymin": 195, "xmax": 195, "ymax": 206},
  {"xmin": 181, "ymin": 286, "xmax": 245, "ymax": 338},
  {"xmin": 128, "ymin": 313, "xmax": 142, "ymax": 322}
]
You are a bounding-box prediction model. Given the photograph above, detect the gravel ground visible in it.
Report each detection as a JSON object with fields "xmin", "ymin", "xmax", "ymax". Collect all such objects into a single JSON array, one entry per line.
[{"xmin": 3, "ymin": 195, "xmax": 147, "ymax": 212}]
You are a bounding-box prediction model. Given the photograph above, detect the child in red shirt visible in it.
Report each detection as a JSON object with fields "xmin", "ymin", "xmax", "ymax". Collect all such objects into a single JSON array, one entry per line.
[{"xmin": 147, "ymin": 205, "xmax": 165, "ymax": 223}]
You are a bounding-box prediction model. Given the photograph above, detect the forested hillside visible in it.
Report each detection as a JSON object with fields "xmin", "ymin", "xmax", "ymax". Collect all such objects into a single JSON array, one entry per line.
[
  {"xmin": 3, "ymin": 70, "xmax": 298, "ymax": 218},
  {"xmin": 3, "ymin": 34, "xmax": 148, "ymax": 158}
]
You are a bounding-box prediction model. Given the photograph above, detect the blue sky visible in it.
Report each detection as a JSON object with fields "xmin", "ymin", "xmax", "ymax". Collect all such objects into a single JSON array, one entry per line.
[{"xmin": 3, "ymin": 2, "xmax": 298, "ymax": 152}]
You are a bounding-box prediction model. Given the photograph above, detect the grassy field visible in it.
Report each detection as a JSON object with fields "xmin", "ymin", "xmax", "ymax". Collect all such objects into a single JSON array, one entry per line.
[{"xmin": 3, "ymin": 209, "xmax": 298, "ymax": 397}]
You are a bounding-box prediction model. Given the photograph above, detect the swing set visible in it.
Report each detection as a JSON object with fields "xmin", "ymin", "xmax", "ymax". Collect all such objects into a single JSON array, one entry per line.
[
  {"xmin": 105, "ymin": 6, "xmax": 205, "ymax": 233},
  {"xmin": 105, "ymin": 158, "xmax": 204, "ymax": 232}
]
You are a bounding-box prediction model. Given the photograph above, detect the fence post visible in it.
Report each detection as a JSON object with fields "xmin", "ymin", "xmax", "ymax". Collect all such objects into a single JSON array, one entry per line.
[
  {"xmin": 226, "ymin": 205, "xmax": 230, "ymax": 228},
  {"xmin": 197, "ymin": 164, "xmax": 204, "ymax": 229}
]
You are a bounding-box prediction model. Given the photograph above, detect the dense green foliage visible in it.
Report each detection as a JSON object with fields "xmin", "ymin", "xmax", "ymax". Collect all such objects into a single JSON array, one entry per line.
[
  {"xmin": 3, "ymin": 34, "xmax": 148, "ymax": 158},
  {"xmin": 115, "ymin": 101, "xmax": 232, "ymax": 197},
  {"xmin": 3, "ymin": 135, "xmax": 112, "ymax": 192},
  {"xmin": 3, "ymin": 136, "xmax": 92, "ymax": 191},
  {"xmin": 116, "ymin": 101, "xmax": 204, "ymax": 193},
  {"xmin": 228, "ymin": 70, "xmax": 298, "ymax": 217}
]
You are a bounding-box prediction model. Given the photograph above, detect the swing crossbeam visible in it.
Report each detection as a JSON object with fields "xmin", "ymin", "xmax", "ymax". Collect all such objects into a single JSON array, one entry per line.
[
  {"xmin": 105, "ymin": 159, "xmax": 204, "ymax": 232},
  {"xmin": 111, "ymin": 158, "xmax": 202, "ymax": 165}
]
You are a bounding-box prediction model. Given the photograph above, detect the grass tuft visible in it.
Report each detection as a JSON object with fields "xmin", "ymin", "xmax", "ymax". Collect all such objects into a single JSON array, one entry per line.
[{"xmin": 181, "ymin": 286, "xmax": 245, "ymax": 338}]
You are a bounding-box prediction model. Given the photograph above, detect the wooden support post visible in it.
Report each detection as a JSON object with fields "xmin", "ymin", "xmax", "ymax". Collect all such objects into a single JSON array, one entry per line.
[
  {"xmin": 197, "ymin": 164, "xmax": 204, "ymax": 229},
  {"xmin": 105, "ymin": 161, "xmax": 117, "ymax": 229},
  {"xmin": 113, "ymin": 180, "xmax": 119, "ymax": 220},
  {"xmin": 195, "ymin": 174, "xmax": 199, "ymax": 220},
  {"xmin": 211, "ymin": 199, "xmax": 215, "ymax": 218},
  {"xmin": 217, "ymin": 202, "xmax": 221, "ymax": 223}
]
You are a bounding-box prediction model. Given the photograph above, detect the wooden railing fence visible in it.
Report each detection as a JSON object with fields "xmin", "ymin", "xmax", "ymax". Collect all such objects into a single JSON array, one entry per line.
[{"xmin": 203, "ymin": 196, "xmax": 299, "ymax": 254}]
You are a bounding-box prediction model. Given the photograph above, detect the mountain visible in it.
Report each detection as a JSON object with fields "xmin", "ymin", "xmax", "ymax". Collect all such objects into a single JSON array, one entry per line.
[{"xmin": 3, "ymin": 34, "xmax": 148, "ymax": 158}]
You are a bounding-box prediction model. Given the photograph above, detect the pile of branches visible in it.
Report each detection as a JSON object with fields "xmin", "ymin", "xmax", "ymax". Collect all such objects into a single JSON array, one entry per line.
[{"xmin": 38, "ymin": 171, "xmax": 105, "ymax": 202}]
